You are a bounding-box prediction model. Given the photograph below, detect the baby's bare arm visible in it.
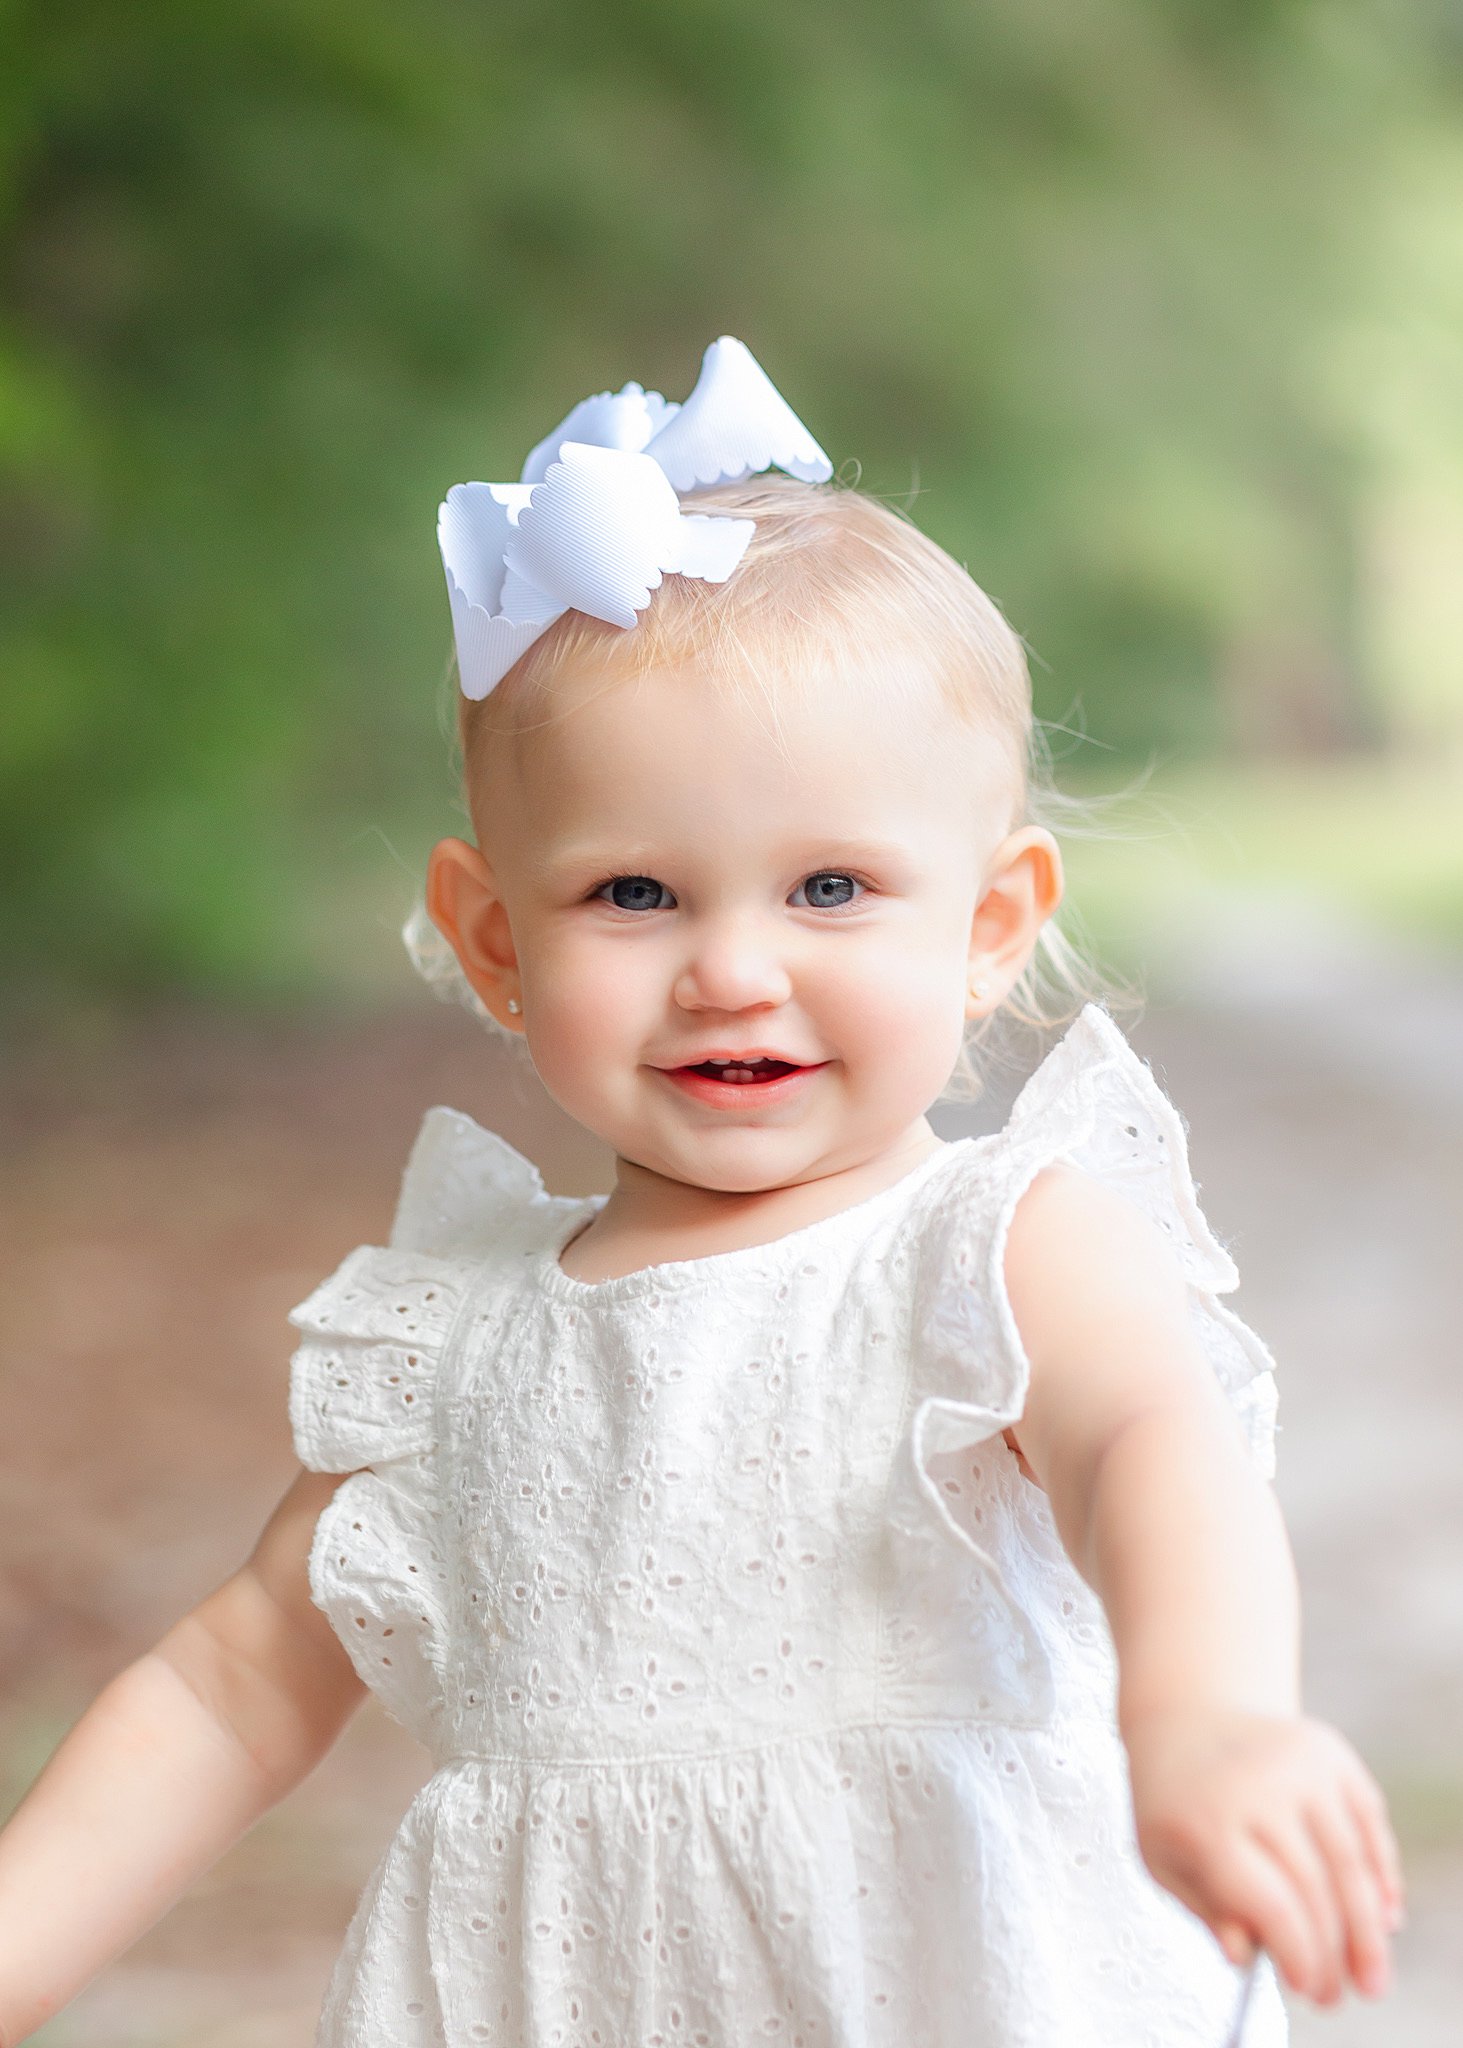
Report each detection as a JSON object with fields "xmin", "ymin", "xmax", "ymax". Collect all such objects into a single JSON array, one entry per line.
[
  {"xmin": 0, "ymin": 1466, "xmax": 366, "ymax": 2046},
  {"xmin": 1002, "ymin": 1166, "xmax": 1403, "ymax": 2007},
  {"xmin": 1003, "ymin": 1167, "xmax": 1301, "ymax": 1726}
]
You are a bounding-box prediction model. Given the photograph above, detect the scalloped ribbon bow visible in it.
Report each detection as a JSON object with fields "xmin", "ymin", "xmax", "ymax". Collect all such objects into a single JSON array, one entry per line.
[{"xmin": 437, "ymin": 335, "xmax": 834, "ymax": 701}]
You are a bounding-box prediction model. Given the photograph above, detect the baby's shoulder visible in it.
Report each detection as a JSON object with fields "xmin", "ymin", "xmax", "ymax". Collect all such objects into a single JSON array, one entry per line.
[{"xmin": 1001, "ymin": 1156, "xmax": 1190, "ymax": 1298}]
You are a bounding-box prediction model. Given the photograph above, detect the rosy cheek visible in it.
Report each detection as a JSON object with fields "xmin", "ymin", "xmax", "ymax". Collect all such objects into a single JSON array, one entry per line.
[
  {"xmin": 838, "ymin": 973, "xmax": 918, "ymax": 1035},
  {"xmin": 545, "ymin": 962, "xmax": 655, "ymax": 1054}
]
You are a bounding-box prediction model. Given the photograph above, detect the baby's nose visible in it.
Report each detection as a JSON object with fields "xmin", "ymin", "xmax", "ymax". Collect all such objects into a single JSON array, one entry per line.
[{"xmin": 674, "ymin": 930, "xmax": 794, "ymax": 1012}]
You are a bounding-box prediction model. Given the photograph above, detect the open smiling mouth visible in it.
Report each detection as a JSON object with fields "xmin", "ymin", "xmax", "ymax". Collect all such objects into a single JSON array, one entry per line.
[
  {"xmin": 660, "ymin": 1059, "xmax": 825, "ymax": 1101},
  {"xmin": 683, "ymin": 1059, "xmax": 800, "ymax": 1084}
]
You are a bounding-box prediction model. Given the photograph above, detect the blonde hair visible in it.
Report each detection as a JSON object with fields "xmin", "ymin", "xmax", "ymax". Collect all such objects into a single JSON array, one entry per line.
[{"xmin": 406, "ymin": 472, "xmax": 1143, "ymax": 1106}]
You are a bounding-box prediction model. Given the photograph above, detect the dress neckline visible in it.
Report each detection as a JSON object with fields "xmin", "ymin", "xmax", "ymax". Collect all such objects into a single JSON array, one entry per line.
[{"xmin": 534, "ymin": 1136, "xmax": 984, "ymax": 1303}]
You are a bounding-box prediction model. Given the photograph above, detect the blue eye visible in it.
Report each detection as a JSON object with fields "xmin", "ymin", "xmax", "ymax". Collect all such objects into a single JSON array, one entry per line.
[
  {"xmin": 588, "ymin": 870, "xmax": 867, "ymax": 914},
  {"xmin": 593, "ymin": 875, "xmax": 669, "ymax": 913},
  {"xmin": 794, "ymin": 872, "xmax": 861, "ymax": 910}
]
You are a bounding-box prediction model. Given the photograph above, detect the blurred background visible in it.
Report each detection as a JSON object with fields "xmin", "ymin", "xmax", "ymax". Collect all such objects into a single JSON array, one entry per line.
[{"xmin": 1, "ymin": 1, "xmax": 1460, "ymax": 2040}]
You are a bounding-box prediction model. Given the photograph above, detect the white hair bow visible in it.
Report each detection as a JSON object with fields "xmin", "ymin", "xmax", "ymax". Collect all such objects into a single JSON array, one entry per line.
[{"xmin": 437, "ymin": 335, "xmax": 834, "ymax": 701}]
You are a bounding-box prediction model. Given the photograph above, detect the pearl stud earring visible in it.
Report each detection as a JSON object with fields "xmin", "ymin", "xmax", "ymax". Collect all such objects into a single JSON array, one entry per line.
[
  {"xmin": 970, "ymin": 977, "xmax": 991, "ymax": 999},
  {"xmin": 507, "ymin": 997, "xmax": 521, "ymax": 1014}
]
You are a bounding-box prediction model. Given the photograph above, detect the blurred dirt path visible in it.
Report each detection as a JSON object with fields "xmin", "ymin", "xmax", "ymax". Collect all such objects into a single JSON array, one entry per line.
[
  {"xmin": 0, "ymin": 968, "xmax": 1457, "ymax": 2044},
  {"xmin": 1146, "ymin": 903, "xmax": 1463, "ymax": 2044}
]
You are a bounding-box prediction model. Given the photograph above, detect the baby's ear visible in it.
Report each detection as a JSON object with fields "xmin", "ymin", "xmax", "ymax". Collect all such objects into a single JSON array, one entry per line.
[
  {"xmin": 968, "ymin": 826, "xmax": 1065, "ymax": 986},
  {"xmin": 425, "ymin": 838, "xmax": 519, "ymax": 1001}
]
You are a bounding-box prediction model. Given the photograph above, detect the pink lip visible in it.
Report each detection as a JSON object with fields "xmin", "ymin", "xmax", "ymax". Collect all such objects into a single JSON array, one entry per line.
[{"xmin": 657, "ymin": 1062, "xmax": 828, "ymax": 1108}]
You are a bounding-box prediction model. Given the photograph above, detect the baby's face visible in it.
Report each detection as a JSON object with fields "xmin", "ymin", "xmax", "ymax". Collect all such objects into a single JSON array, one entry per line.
[{"xmin": 446, "ymin": 660, "xmax": 1055, "ymax": 1193}]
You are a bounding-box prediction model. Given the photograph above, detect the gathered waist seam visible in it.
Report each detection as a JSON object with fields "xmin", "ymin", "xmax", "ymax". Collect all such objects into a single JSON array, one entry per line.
[{"xmin": 428, "ymin": 1705, "xmax": 1115, "ymax": 1774}]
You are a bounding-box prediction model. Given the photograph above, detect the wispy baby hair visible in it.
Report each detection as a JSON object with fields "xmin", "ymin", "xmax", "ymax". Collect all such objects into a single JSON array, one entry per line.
[{"xmin": 407, "ymin": 471, "xmax": 1141, "ymax": 1106}]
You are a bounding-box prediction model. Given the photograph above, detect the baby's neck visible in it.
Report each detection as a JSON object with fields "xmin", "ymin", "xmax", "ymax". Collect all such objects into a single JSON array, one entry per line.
[{"xmin": 558, "ymin": 1123, "xmax": 944, "ymax": 1283}]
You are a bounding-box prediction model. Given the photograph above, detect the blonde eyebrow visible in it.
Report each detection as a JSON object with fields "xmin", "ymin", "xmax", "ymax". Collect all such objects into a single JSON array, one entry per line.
[
  {"xmin": 536, "ymin": 837, "xmax": 914, "ymax": 878},
  {"xmin": 527, "ymin": 845, "xmax": 659, "ymax": 883},
  {"xmin": 778, "ymin": 838, "xmax": 913, "ymax": 866}
]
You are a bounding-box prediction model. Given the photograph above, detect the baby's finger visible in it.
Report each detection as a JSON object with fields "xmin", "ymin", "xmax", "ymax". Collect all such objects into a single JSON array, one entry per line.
[
  {"xmin": 1214, "ymin": 1917, "xmax": 1257, "ymax": 1967},
  {"xmin": 1307, "ymin": 1797, "xmax": 1392, "ymax": 1996},
  {"xmin": 1249, "ymin": 1817, "xmax": 1346, "ymax": 2003},
  {"xmin": 1204, "ymin": 1834, "xmax": 1320, "ymax": 2000},
  {"xmin": 1344, "ymin": 1769, "xmax": 1405, "ymax": 1919},
  {"xmin": 1264, "ymin": 1814, "xmax": 1352, "ymax": 2004}
]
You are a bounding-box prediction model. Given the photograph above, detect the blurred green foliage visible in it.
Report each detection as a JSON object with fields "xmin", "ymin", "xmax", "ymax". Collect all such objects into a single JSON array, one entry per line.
[{"xmin": 3, "ymin": 0, "xmax": 1463, "ymax": 1020}]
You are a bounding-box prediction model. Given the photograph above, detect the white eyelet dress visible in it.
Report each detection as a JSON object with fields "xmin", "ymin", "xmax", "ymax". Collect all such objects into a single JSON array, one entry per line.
[{"xmin": 286, "ymin": 1002, "xmax": 1288, "ymax": 2047}]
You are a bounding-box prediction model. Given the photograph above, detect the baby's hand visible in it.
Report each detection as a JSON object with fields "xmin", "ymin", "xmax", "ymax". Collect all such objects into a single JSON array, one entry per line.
[{"xmin": 1124, "ymin": 1705, "xmax": 1404, "ymax": 2006}]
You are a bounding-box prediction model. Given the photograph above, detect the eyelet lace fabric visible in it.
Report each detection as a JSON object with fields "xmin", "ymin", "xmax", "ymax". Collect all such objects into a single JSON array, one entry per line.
[{"xmin": 286, "ymin": 1003, "xmax": 1286, "ymax": 2046}]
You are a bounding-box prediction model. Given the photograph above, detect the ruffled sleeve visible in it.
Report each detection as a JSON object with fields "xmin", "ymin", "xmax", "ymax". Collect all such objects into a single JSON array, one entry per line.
[
  {"xmin": 286, "ymin": 1104, "xmax": 549, "ymax": 1473},
  {"xmin": 285, "ymin": 1244, "xmax": 464, "ymax": 1473},
  {"xmin": 283, "ymin": 1105, "xmax": 546, "ymax": 1749},
  {"xmin": 915, "ymin": 1001, "xmax": 1277, "ymax": 1486},
  {"xmin": 886, "ymin": 1004, "xmax": 1280, "ymax": 1727}
]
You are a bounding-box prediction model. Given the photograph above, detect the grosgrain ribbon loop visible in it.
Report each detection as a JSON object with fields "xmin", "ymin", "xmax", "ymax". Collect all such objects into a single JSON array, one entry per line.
[{"xmin": 438, "ymin": 336, "xmax": 833, "ymax": 701}]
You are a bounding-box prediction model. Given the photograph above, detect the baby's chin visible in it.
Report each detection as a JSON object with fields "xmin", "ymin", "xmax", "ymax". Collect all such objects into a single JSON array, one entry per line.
[
  {"xmin": 620, "ymin": 1148, "xmax": 824, "ymax": 1195},
  {"xmin": 611, "ymin": 1128, "xmax": 845, "ymax": 1198}
]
